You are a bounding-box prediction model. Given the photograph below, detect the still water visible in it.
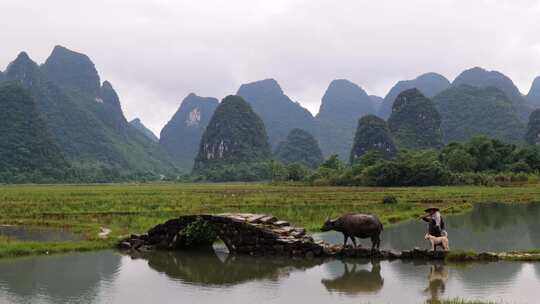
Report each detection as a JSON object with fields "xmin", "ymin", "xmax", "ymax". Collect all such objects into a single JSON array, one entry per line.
[
  {"xmin": 0, "ymin": 225, "xmax": 80, "ymax": 242},
  {"xmin": 0, "ymin": 203, "xmax": 539, "ymax": 304}
]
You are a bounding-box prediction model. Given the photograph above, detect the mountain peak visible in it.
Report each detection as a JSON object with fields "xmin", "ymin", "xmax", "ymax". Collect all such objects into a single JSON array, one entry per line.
[
  {"xmin": 327, "ymin": 79, "xmax": 365, "ymax": 92},
  {"xmin": 416, "ymin": 72, "xmax": 449, "ymax": 82},
  {"xmin": 130, "ymin": 118, "xmax": 159, "ymax": 143},
  {"xmin": 236, "ymin": 78, "xmax": 315, "ymax": 148},
  {"xmin": 193, "ymin": 95, "xmax": 271, "ymax": 175},
  {"xmin": 8, "ymin": 52, "xmax": 36, "ymax": 69},
  {"xmin": 5, "ymin": 51, "xmax": 42, "ymax": 86},
  {"xmin": 42, "ymin": 45, "xmax": 101, "ymax": 96},
  {"xmin": 317, "ymin": 78, "xmax": 373, "ymax": 121},
  {"xmin": 101, "ymin": 80, "xmax": 113, "ymax": 90},
  {"xmin": 452, "ymin": 66, "xmax": 527, "ymax": 118},
  {"xmin": 99, "ymin": 80, "xmax": 122, "ymax": 112},
  {"xmin": 237, "ymin": 78, "xmax": 284, "ymax": 98},
  {"xmin": 15, "ymin": 51, "xmax": 31, "ymax": 62},
  {"xmin": 379, "ymin": 72, "xmax": 450, "ymax": 119},
  {"xmin": 527, "ymin": 76, "xmax": 540, "ymax": 108}
]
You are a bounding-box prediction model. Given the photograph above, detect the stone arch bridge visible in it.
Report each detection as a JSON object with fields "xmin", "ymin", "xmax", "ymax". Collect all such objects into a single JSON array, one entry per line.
[{"xmin": 121, "ymin": 213, "xmax": 326, "ymax": 257}]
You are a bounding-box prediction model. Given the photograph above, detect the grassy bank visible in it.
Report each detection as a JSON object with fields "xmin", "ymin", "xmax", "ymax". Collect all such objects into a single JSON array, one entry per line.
[
  {"xmin": 434, "ymin": 300, "xmax": 501, "ymax": 304},
  {"xmin": 2, "ymin": 183, "xmax": 540, "ymax": 258},
  {"xmin": 0, "ymin": 239, "xmax": 114, "ymax": 259}
]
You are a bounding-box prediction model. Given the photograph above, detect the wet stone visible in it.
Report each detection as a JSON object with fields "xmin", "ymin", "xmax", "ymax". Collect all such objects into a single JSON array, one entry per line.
[
  {"xmin": 259, "ymin": 216, "xmax": 278, "ymax": 224},
  {"xmin": 273, "ymin": 220, "xmax": 290, "ymax": 227}
]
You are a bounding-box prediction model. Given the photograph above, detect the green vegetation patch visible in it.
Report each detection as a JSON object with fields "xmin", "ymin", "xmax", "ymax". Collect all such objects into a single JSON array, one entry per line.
[{"xmin": 2, "ymin": 183, "xmax": 540, "ymax": 258}]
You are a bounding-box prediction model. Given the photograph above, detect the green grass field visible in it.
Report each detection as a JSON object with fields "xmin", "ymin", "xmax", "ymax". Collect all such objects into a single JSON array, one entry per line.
[{"xmin": 2, "ymin": 182, "xmax": 540, "ymax": 258}]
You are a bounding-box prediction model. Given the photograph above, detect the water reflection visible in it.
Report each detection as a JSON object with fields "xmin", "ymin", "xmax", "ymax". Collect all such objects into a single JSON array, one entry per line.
[
  {"xmin": 129, "ymin": 250, "xmax": 325, "ymax": 286},
  {"xmin": 321, "ymin": 259, "xmax": 384, "ymax": 295},
  {"xmin": 424, "ymin": 264, "xmax": 448, "ymax": 304},
  {"xmin": 0, "ymin": 251, "xmax": 120, "ymax": 303},
  {"xmin": 0, "ymin": 250, "xmax": 538, "ymax": 304}
]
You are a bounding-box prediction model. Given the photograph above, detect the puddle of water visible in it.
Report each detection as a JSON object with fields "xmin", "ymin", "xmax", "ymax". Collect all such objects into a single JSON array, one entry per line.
[{"xmin": 0, "ymin": 225, "xmax": 81, "ymax": 242}]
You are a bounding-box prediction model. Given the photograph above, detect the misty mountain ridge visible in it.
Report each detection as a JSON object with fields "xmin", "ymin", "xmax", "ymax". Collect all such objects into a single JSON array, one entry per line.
[
  {"xmin": 3, "ymin": 44, "xmax": 540, "ymax": 181},
  {"xmin": 2, "ymin": 46, "xmax": 174, "ymax": 180}
]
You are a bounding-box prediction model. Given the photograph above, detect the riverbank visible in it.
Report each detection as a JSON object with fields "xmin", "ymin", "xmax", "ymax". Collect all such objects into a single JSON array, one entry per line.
[{"xmin": 2, "ymin": 183, "xmax": 540, "ymax": 258}]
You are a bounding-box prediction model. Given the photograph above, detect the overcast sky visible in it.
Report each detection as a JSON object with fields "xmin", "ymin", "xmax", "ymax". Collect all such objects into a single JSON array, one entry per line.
[{"xmin": 2, "ymin": 0, "xmax": 540, "ymax": 135}]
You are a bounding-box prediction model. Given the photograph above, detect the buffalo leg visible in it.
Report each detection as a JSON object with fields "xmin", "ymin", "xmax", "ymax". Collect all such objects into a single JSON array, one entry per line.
[
  {"xmin": 343, "ymin": 234, "xmax": 349, "ymax": 247},
  {"xmin": 351, "ymin": 237, "xmax": 357, "ymax": 248},
  {"xmin": 371, "ymin": 236, "xmax": 381, "ymax": 251}
]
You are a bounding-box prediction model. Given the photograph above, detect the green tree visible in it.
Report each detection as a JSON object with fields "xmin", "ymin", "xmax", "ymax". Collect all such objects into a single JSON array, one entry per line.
[
  {"xmin": 350, "ymin": 115, "xmax": 397, "ymax": 163},
  {"xmin": 274, "ymin": 128, "xmax": 323, "ymax": 169}
]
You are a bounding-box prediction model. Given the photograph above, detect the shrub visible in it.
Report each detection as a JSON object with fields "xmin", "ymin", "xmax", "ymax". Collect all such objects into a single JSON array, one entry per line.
[
  {"xmin": 508, "ymin": 161, "xmax": 531, "ymax": 173},
  {"xmin": 510, "ymin": 173, "xmax": 529, "ymax": 183},
  {"xmin": 286, "ymin": 163, "xmax": 309, "ymax": 181},
  {"xmin": 382, "ymin": 196, "xmax": 398, "ymax": 205},
  {"xmin": 183, "ymin": 217, "xmax": 217, "ymax": 247}
]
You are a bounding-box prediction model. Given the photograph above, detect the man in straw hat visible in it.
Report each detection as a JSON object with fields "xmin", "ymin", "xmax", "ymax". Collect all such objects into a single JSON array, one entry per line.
[{"xmin": 422, "ymin": 207, "xmax": 446, "ymax": 237}]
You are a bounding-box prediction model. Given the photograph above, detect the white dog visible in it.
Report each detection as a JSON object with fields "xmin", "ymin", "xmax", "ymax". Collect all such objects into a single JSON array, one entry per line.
[{"xmin": 424, "ymin": 233, "xmax": 449, "ymax": 251}]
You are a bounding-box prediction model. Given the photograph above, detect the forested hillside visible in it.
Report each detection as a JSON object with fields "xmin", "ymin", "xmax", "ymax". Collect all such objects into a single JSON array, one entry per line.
[
  {"xmin": 0, "ymin": 83, "xmax": 69, "ymax": 182},
  {"xmin": 434, "ymin": 85, "xmax": 525, "ymax": 144},
  {"xmin": 193, "ymin": 95, "xmax": 271, "ymax": 181},
  {"xmin": 1, "ymin": 46, "xmax": 174, "ymax": 182},
  {"xmin": 274, "ymin": 128, "xmax": 323, "ymax": 169},
  {"xmin": 388, "ymin": 89, "xmax": 443, "ymax": 150}
]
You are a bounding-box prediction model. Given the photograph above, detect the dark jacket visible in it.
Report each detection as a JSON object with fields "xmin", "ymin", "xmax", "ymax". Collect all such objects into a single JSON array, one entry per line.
[{"xmin": 422, "ymin": 215, "xmax": 445, "ymax": 237}]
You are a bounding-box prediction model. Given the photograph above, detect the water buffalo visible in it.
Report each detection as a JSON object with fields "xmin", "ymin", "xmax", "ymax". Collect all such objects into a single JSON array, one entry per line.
[{"xmin": 321, "ymin": 214, "xmax": 383, "ymax": 250}]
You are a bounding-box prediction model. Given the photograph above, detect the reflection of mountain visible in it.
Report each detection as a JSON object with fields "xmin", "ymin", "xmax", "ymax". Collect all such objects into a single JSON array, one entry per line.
[
  {"xmin": 0, "ymin": 250, "xmax": 120, "ymax": 303},
  {"xmin": 132, "ymin": 250, "xmax": 323, "ymax": 287},
  {"xmin": 321, "ymin": 260, "xmax": 384, "ymax": 295}
]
